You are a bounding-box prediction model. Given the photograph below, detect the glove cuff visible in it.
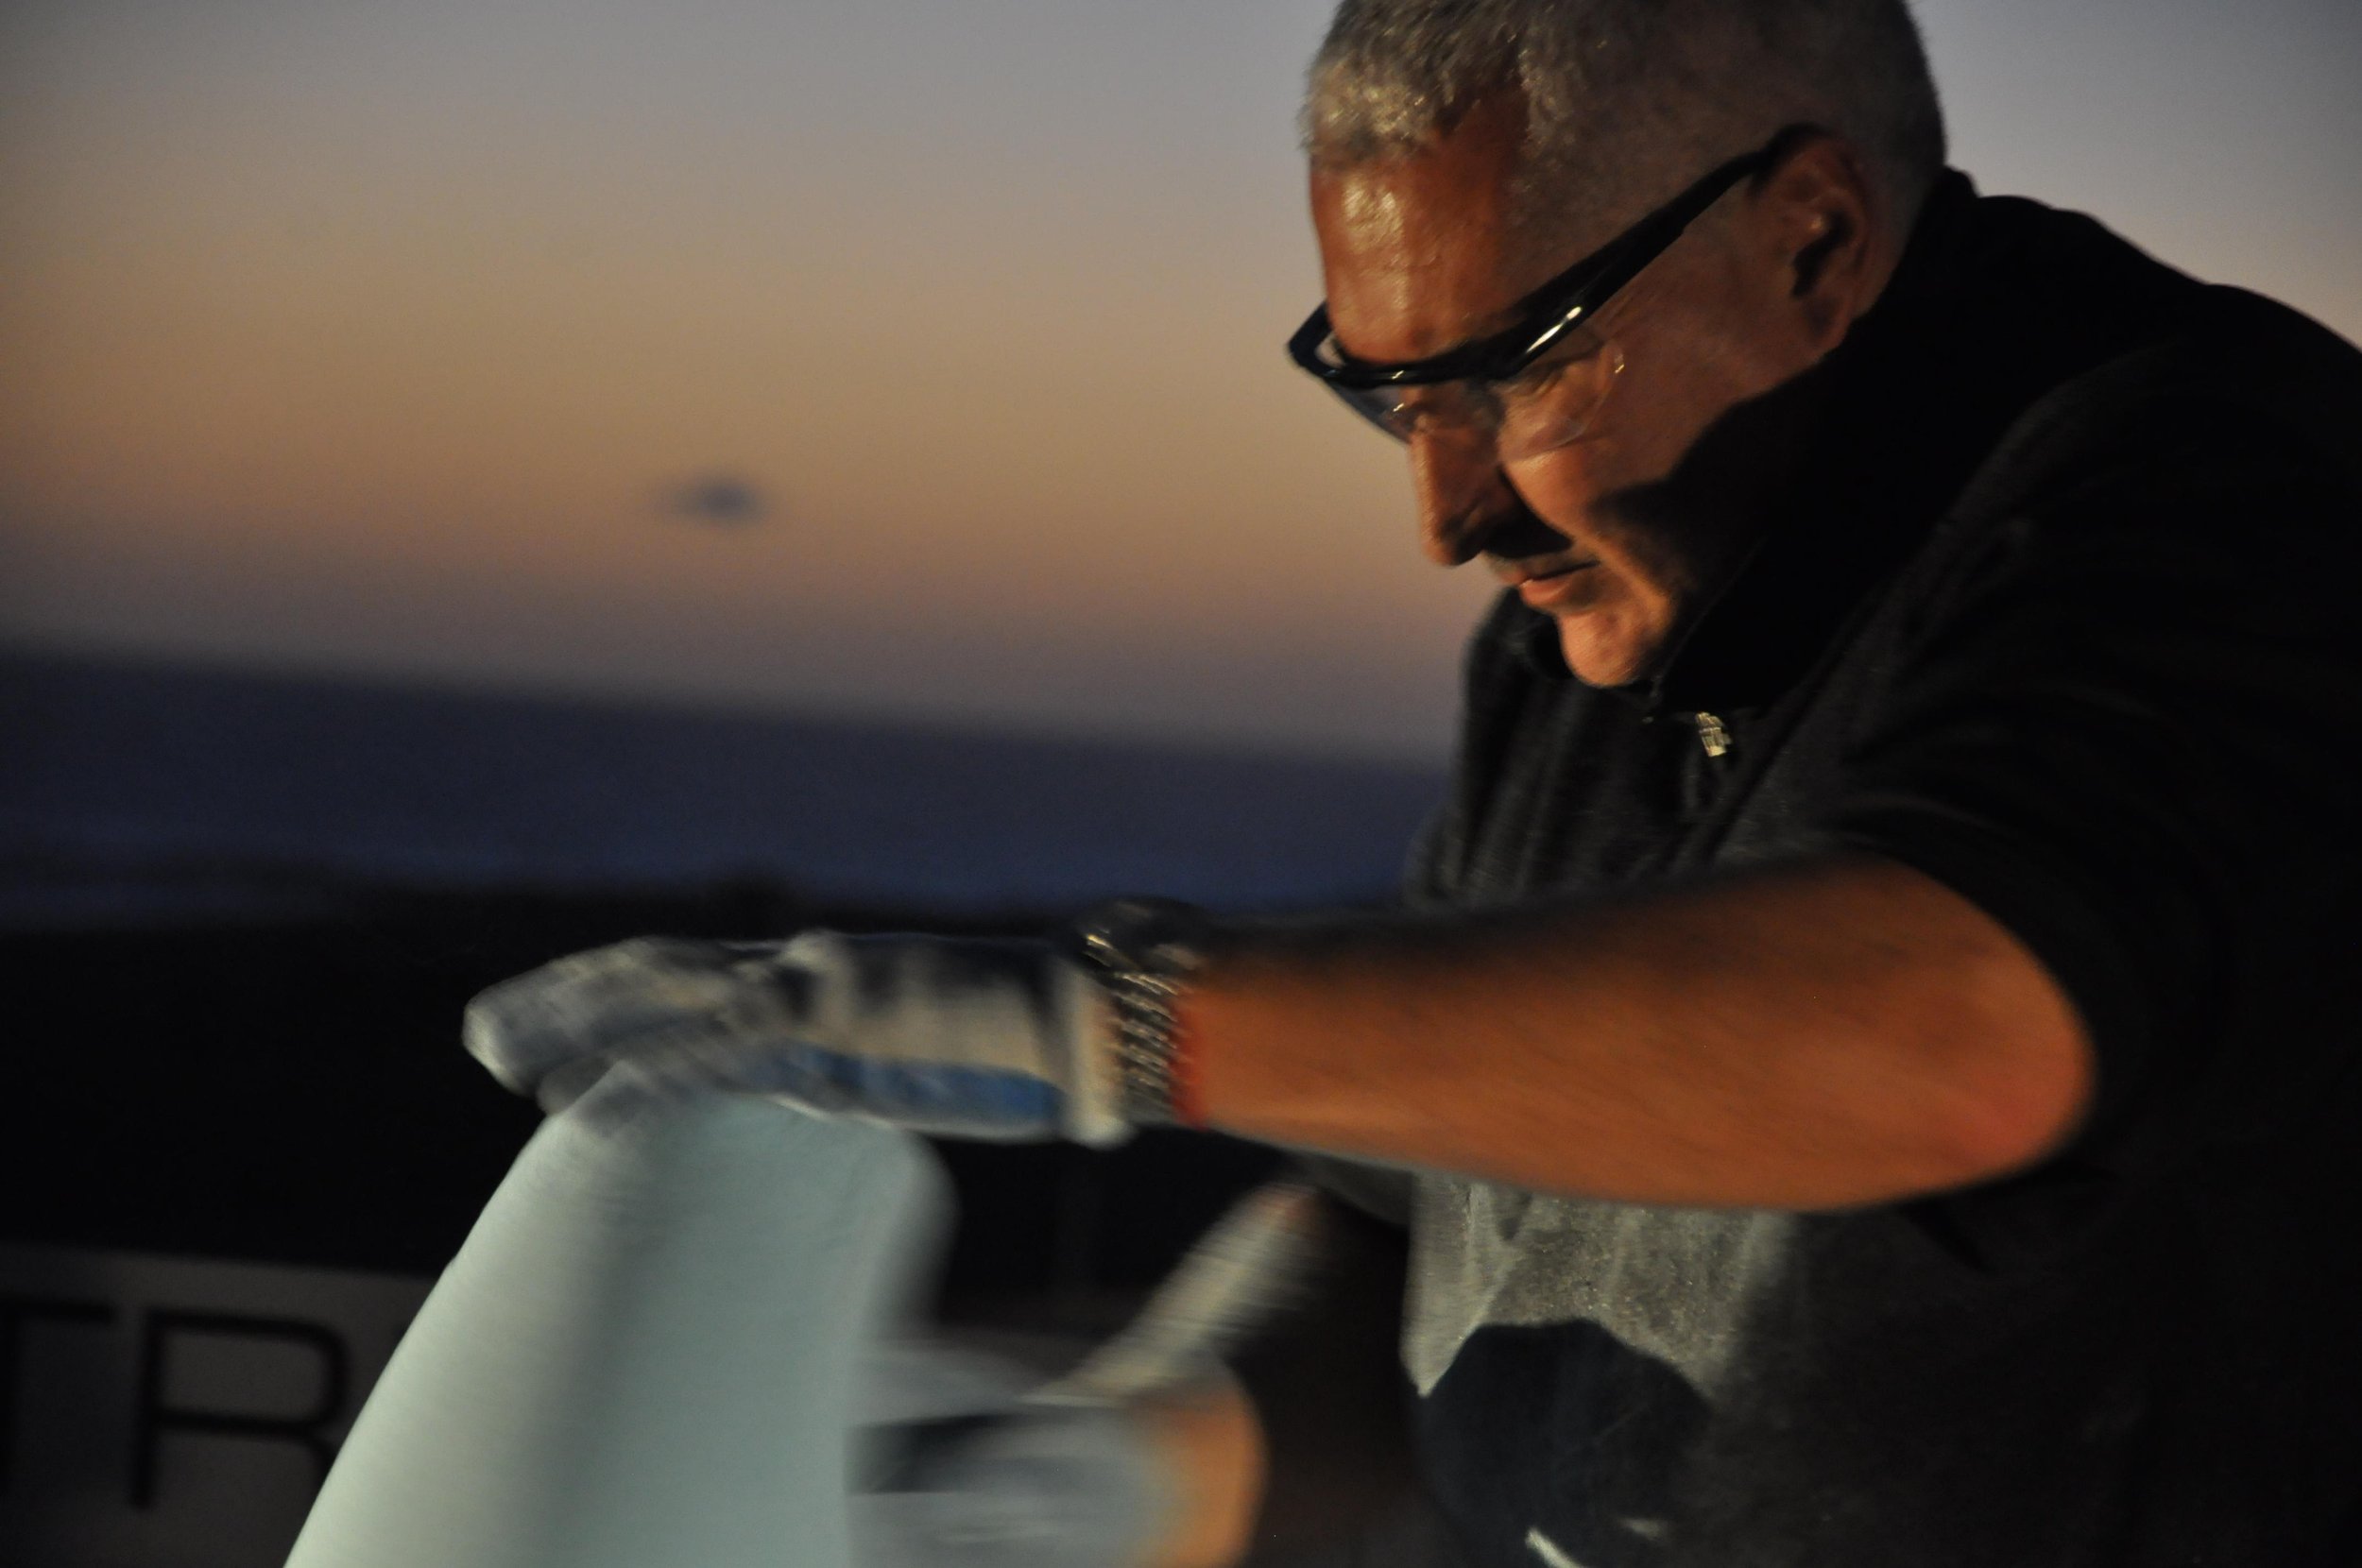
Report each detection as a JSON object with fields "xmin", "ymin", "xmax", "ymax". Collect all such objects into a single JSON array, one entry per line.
[{"xmin": 1056, "ymin": 958, "xmax": 1133, "ymax": 1149}]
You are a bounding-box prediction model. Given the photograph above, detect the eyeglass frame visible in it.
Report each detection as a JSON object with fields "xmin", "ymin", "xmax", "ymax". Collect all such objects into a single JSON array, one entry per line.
[{"xmin": 1286, "ymin": 127, "xmax": 1804, "ymax": 437}]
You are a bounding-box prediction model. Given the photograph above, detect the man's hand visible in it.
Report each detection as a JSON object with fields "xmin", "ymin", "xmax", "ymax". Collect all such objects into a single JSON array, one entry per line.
[
  {"xmin": 853, "ymin": 1338, "xmax": 1261, "ymax": 1568},
  {"xmin": 853, "ymin": 1376, "xmax": 1262, "ymax": 1568},
  {"xmin": 463, "ymin": 933, "xmax": 1128, "ymax": 1145}
]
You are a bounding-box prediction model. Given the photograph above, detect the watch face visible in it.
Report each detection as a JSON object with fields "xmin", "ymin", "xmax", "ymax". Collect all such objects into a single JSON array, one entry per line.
[{"xmin": 1081, "ymin": 897, "xmax": 1212, "ymax": 974}]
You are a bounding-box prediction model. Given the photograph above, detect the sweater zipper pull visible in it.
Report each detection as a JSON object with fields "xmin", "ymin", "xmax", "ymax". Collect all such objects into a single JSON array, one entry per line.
[{"xmin": 1694, "ymin": 712, "xmax": 1732, "ymax": 758}]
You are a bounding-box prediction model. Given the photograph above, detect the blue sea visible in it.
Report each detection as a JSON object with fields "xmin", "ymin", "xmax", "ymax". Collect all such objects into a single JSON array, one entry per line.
[{"xmin": 0, "ymin": 648, "xmax": 1450, "ymax": 927}]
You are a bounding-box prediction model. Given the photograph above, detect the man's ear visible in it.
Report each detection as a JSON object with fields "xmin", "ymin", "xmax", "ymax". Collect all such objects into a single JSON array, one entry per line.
[{"xmin": 1754, "ymin": 133, "xmax": 1884, "ymax": 351}]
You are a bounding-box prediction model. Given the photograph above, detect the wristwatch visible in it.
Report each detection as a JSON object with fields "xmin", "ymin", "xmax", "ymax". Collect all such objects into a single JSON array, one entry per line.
[{"xmin": 1071, "ymin": 897, "xmax": 1214, "ymax": 1127}]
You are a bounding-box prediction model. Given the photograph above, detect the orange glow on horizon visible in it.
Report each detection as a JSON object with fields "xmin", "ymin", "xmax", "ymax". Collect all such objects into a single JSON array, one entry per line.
[{"xmin": 4, "ymin": 0, "xmax": 2356, "ymax": 753}]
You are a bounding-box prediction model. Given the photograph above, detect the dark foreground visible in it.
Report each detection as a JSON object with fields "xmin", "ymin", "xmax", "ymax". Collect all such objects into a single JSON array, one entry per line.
[{"xmin": 1, "ymin": 880, "xmax": 1282, "ymax": 1303}]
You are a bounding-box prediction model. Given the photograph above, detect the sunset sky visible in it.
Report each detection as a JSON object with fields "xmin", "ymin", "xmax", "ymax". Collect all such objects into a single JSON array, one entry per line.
[{"xmin": 4, "ymin": 0, "xmax": 2357, "ymax": 758}]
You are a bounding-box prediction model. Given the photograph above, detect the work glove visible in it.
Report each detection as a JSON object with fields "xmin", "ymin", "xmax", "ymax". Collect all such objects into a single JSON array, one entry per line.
[
  {"xmin": 463, "ymin": 932, "xmax": 1132, "ymax": 1145},
  {"xmin": 850, "ymin": 1178, "xmax": 1325, "ymax": 1568},
  {"xmin": 853, "ymin": 1389, "xmax": 1176, "ymax": 1568},
  {"xmin": 853, "ymin": 1339, "xmax": 1172, "ymax": 1568}
]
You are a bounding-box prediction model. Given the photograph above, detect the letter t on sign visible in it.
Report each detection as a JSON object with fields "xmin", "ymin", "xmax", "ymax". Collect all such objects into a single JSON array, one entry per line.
[{"xmin": 0, "ymin": 1295, "xmax": 115, "ymax": 1496}]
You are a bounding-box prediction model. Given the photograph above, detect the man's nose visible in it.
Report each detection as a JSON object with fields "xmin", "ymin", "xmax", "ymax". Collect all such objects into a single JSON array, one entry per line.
[{"xmin": 1409, "ymin": 430, "xmax": 1511, "ymax": 567}]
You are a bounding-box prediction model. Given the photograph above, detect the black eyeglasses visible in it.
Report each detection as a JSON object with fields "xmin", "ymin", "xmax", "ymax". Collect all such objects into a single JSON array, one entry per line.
[{"xmin": 1288, "ymin": 130, "xmax": 1792, "ymax": 455}]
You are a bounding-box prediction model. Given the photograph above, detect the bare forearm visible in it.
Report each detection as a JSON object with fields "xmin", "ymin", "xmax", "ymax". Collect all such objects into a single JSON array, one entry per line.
[
  {"xmin": 1134, "ymin": 1372, "xmax": 1265, "ymax": 1568},
  {"xmin": 1190, "ymin": 855, "xmax": 2092, "ymax": 1210},
  {"xmin": 1224, "ymin": 1193, "xmax": 1414, "ymax": 1559},
  {"xmin": 1123, "ymin": 1188, "xmax": 1417, "ymax": 1566}
]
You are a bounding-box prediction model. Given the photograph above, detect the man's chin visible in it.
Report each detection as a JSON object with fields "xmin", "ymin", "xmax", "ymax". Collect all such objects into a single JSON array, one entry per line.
[{"xmin": 1555, "ymin": 614, "xmax": 1670, "ymax": 690}]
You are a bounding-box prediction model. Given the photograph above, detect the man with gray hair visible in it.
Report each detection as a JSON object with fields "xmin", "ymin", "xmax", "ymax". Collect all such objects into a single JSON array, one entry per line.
[{"xmin": 467, "ymin": 0, "xmax": 2362, "ymax": 1561}]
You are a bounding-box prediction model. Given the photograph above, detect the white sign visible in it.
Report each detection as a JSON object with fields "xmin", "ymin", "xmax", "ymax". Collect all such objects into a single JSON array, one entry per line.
[{"xmin": 0, "ymin": 1243, "xmax": 430, "ymax": 1568}]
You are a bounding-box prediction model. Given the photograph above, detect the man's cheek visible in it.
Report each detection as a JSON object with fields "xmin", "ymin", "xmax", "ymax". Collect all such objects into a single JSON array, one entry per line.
[{"xmin": 1503, "ymin": 450, "xmax": 1615, "ymax": 546}]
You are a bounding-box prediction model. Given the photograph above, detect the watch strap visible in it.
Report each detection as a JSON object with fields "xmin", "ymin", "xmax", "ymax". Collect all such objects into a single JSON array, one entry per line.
[{"xmin": 1072, "ymin": 898, "xmax": 1212, "ymax": 1127}]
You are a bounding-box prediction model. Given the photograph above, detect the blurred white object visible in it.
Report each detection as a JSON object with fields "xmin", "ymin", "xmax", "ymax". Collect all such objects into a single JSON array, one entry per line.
[
  {"xmin": 1043, "ymin": 1181, "xmax": 1323, "ymax": 1406},
  {"xmin": 462, "ymin": 933, "xmax": 1128, "ymax": 1146},
  {"xmin": 849, "ymin": 1393, "xmax": 1172, "ymax": 1568},
  {"xmin": 282, "ymin": 1082, "xmax": 950, "ymax": 1568}
]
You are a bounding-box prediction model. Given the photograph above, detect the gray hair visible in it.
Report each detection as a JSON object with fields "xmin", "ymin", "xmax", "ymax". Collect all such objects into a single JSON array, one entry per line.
[{"xmin": 1304, "ymin": 0, "xmax": 1947, "ymax": 245}]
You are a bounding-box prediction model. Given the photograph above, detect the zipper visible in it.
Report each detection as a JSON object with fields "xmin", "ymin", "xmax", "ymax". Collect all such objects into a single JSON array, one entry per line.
[{"xmin": 1693, "ymin": 711, "xmax": 1732, "ymax": 758}]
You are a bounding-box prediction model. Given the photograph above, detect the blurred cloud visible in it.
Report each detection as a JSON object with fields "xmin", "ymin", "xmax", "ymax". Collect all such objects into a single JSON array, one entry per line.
[{"xmin": 661, "ymin": 472, "xmax": 771, "ymax": 529}]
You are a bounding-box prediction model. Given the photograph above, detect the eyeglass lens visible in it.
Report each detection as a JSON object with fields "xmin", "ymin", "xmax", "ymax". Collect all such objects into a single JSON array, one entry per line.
[{"xmin": 1339, "ymin": 334, "xmax": 1626, "ymax": 459}]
